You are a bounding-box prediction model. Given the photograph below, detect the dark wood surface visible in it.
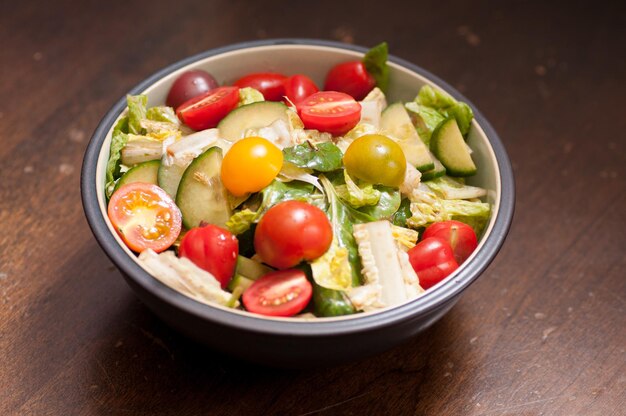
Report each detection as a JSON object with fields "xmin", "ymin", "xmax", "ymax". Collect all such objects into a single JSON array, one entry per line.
[{"xmin": 2, "ymin": 1, "xmax": 624, "ymax": 415}]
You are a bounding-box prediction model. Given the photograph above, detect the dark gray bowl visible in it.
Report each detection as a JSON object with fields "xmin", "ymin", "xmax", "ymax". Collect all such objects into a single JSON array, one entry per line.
[{"xmin": 81, "ymin": 39, "xmax": 514, "ymax": 367}]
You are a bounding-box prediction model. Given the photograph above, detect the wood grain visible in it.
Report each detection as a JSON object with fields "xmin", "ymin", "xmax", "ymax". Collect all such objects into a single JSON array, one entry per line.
[{"xmin": 1, "ymin": 1, "xmax": 624, "ymax": 415}]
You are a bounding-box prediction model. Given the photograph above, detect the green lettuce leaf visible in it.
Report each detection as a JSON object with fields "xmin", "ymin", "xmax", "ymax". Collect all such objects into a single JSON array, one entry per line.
[
  {"xmin": 363, "ymin": 42, "xmax": 389, "ymax": 93},
  {"xmin": 224, "ymin": 180, "xmax": 320, "ymax": 235},
  {"xmin": 424, "ymin": 175, "xmax": 487, "ymax": 200},
  {"xmin": 127, "ymin": 95, "xmax": 147, "ymax": 134},
  {"xmin": 335, "ymin": 170, "xmax": 380, "ymax": 208},
  {"xmin": 310, "ymin": 237, "xmax": 352, "ymax": 291},
  {"xmin": 105, "ymin": 116, "xmax": 129, "ymax": 198},
  {"xmin": 319, "ymin": 175, "xmax": 372, "ymax": 287},
  {"xmin": 414, "ymin": 85, "xmax": 474, "ymax": 136},
  {"xmin": 407, "ymin": 184, "xmax": 490, "ymax": 235},
  {"xmin": 238, "ymin": 87, "xmax": 264, "ymax": 107},
  {"xmin": 225, "ymin": 209, "xmax": 257, "ymax": 235},
  {"xmin": 282, "ymin": 142, "xmax": 343, "ymax": 172},
  {"xmin": 404, "ymin": 102, "xmax": 446, "ymax": 145},
  {"xmin": 358, "ymin": 185, "xmax": 401, "ymax": 220},
  {"xmin": 146, "ymin": 106, "xmax": 178, "ymax": 124},
  {"xmin": 442, "ymin": 199, "xmax": 491, "ymax": 236}
]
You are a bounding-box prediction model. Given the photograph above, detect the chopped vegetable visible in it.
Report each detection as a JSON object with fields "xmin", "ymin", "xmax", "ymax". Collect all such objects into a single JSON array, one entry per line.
[
  {"xmin": 105, "ymin": 47, "xmax": 490, "ymax": 319},
  {"xmin": 362, "ymin": 42, "xmax": 389, "ymax": 93},
  {"xmin": 282, "ymin": 141, "xmax": 343, "ymax": 172},
  {"xmin": 138, "ymin": 249, "xmax": 235, "ymax": 307}
]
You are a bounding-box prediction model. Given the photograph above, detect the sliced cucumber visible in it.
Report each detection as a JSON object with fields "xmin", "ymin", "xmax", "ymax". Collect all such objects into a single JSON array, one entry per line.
[
  {"xmin": 175, "ymin": 147, "xmax": 232, "ymax": 229},
  {"xmin": 236, "ymin": 255, "xmax": 273, "ymax": 280},
  {"xmin": 113, "ymin": 160, "xmax": 160, "ymax": 192},
  {"xmin": 227, "ymin": 274, "xmax": 255, "ymax": 293},
  {"xmin": 158, "ymin": 129, "xmax": 224, "ymax": 199},
  {"xmin": 430, "ymin": 118, "xmax": 477, "ymax": 177},
  {"xmin": 157, "ymin": 161, "xmax": 186, "ymax": 199},
  {"xmin": 218, "ymin": 101, "xmax": 289, "ymax": 142},
  {"xmin": 380, "ymin": 103, "xmax": 434, "ymax": 172},
  {"xmin": 421, "ymin": 151, "xmax": 447, "ymax": 181}
]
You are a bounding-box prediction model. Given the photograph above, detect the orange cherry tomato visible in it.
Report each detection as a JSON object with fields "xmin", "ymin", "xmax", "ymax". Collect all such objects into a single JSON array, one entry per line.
[
  {"xmin": 220, "ymin": 137, "xmax": 283, "ymax": 196},
  {"xmin": 107, "ymin": 183, "xmax": 182, "ymax": 253}
]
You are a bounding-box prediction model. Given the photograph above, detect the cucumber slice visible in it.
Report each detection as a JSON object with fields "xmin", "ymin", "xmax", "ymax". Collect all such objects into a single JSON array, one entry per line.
[
  {"xmin": 227, "ymin": 274, "xmax": 255, "ymax": 293},
  {"xmin": 236, "ymin": 255, "xmax": 273, "ymax": 280},
  {"xmin": 175, "ymin": 147, "xmax": 232, "ymax": 229},
  {"xmin": 157, "ymin": 161, "xmax": 186, "ymax": 199},
  {"xmin": 113, "ymin": 160, "xmax": 160, "ymax": 192},
  {"xmin": 380, "ymin": 103, "xmax": 434, "ymax": 172},
  {"xmin": 430, "ymin": 118, "xmax": 477, "ymax": 177},
  {"xmin": 218, "ymin": 101, "xmax": 289, "ymax": 142},
  {"xmin": 421, "ymin": 151, "xmax": 447, "ymax": 181}
]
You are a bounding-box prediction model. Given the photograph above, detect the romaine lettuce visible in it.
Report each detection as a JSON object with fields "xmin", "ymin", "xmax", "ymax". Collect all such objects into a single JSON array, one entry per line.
[
  {"xmin": 127, "ymin": 94, "xmax": 147, "ymax": 134},
  {"xmin": 105, "ymin": 116, "xmax": 129, "ymax": 198},
  {"xmin": 363, "ymin": 42, "xmax": 389, "ymax": 93}
]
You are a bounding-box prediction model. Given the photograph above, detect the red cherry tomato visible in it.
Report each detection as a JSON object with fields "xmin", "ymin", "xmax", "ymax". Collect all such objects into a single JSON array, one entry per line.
[
  {"xmin": 242, "ymin": 269, "xmax": 312, "ymax": 317},
  {"xmin": 297, "ymin": 91, "xmax": 361, "ymax": 136},
  {"xmin": 283, "ymin": 74, "xmax": 319, "ymax": 104},
  {"xmin": 254, "ymin": 200, "xmax": 333, "ymax": 269},
  {"xmin": 166, "ymin": 70, "xmax": 219, "ymax": 108},
  {"xmin": 422, "ymin": 220, "xmax": 478, "ymax": 264},
  {"xmin": 408, "ymin": 237, "xmax": 459, "ymax": 290},
  {"xmin": 178, "ymin": 224, "xmax": 239, "ymax": 288},
  {"xmin": 176, "ymin": 86, "xmax": 239, "ymax": 131},
  {"xmin": 324, "ymin": 61, "xmax": 376, "ymax": 100},
  {"xmin": 107, "ymin": 183, "xmax": 181, "ymax": 253},
  {"xmin": 233, "ymin": 72, "xmax": 287, "ymax": 101}
]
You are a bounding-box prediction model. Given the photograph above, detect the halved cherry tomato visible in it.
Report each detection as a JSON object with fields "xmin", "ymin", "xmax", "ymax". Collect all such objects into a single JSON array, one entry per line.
[
  {"xmin": 176, "ymin": 86, "xmax": 239, "ymax": 131},
  {"xmin": 220, "ymin": 137, "xmax": 283, "ymax": 196},
  {"xmin": 408, "ymin": 237, "xmax": 459, "ymax": 290},
  {"xmin": 166, "ymin": 70, "xmax": 219, "ymax": 108},
  {"xmin": 254, "ymin": 200, "xmax": 332, "ymax": 269},
  {"xmin": 107, "ymin": 183, "xmax": 181, "ymax": 253},
  {"xmin": 233, "ymin": 72, "xmax": 287, "ymax": 101},
  {"xmin": 324, "ymin": 61, "xmax": 376, "ymax": 100},
  {"xmin": 178, "ymin": 224, "xmax": 238, "ymax": 288},
  {"xmin": 242, "ymin": 269, "xmax": 313, "ymax": 317},
  {"xmin": 297, "ymin": 91, "xmax": 361, "ymax": 136},
  {"xmin": 284, "ymin": 74, "xmax": 319, "ymax": 104},
  {"xmin": 422, "ymin": 220, "xmax": 478, "ymax": 264}
]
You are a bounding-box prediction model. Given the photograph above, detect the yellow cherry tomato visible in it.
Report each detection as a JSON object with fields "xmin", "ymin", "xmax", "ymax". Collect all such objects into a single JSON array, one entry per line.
[
  {"xmin": 343, "ymin": 134, "xmax": 407, "ymax": 186},
  {"xmin": 221, "ymin": 137, "xmax": 283, "ymax": 196}
]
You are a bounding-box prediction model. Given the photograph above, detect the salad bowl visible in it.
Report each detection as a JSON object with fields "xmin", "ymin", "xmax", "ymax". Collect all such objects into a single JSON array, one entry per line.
[{"xmin": 81, "ymin": 39, "xmax": 514, "ymax": 367}]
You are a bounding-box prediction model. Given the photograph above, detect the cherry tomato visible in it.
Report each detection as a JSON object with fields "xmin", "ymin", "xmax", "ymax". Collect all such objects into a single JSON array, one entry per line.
[
  {"xmin": 233, "ymin": 72, "xmax": 287, "ymax": 101},
  {"xmin": 176, "ymin": 86, "xmax": 239, "ymax": 131},
  {"xmin": 178, "ymin": 224, "xmax": 238, "ymax": 288},
  {"xmin": 254, "ymin": 200, "xmax": 333, "ymax": 269},
  {"xmin": 324, "ymin": 61, "xmax": 376, "ymax": 100},
  {"xmin": 422, "ymin": 220, "xmax": 478, "ymax": 264},
  {"xmin": 220, "ymin": 137, "xmax": 283, "ymax": 196},
  {"xmin": 343, "ymin": 134, "xmax": 407, "ymax": 186},
  {"xmin": 107, "ymin": 183, "xmax": 182, "ymax": 253},
  {"xmin": 283, "ymin": 74, "xmax": 319, "ymax": 104},
  {"xmin": 408, "ymin": 237, "xmax": 459, "ymax": 290},
  {"xmin": 166, "ymin": 70, "xmax": 219, "ymax": 108},
  {"xmin": 242, "ymin": 269, "xmax": 312, "ymax": 317},
  {"xmin": 297, "ymin": 91, "xmax": 361, "ymax": 136}
]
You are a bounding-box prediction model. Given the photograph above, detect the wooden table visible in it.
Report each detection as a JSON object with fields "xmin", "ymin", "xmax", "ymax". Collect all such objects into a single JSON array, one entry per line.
[{"xmin": 2, "ymin": 1, "xmax": 624, "ymax": 414}]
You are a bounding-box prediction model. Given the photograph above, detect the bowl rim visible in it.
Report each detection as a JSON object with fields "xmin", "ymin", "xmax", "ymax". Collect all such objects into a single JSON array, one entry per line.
[{"xmin": 81, "ymin": 38, "xmax": 515, "ymax": 337}]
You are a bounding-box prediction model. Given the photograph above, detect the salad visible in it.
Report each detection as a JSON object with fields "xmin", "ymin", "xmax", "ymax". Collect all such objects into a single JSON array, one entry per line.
[{"xmin": 104, "ymin": 43, "xmax": 491, "ymax": 318}]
